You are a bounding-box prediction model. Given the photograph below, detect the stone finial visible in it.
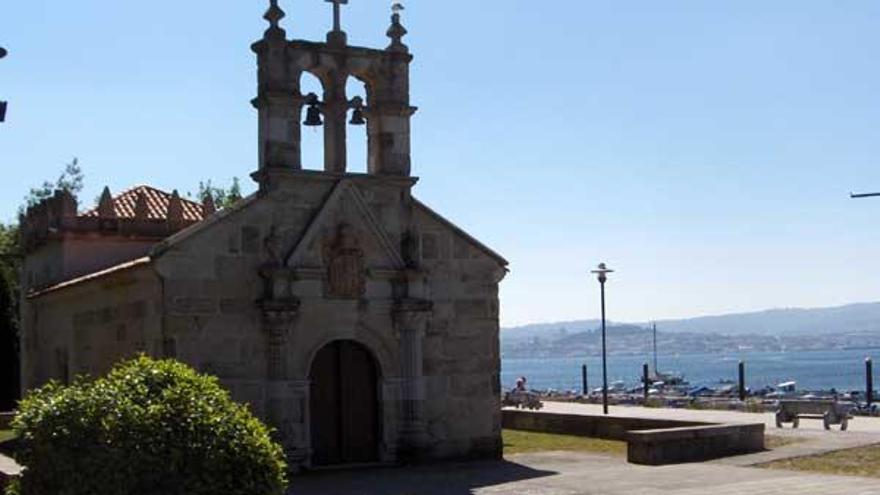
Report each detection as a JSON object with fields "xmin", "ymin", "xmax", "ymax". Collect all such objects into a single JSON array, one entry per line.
[
  {"xmin": 167, "ymin": 190, "xmax": 184, "ymax": 223},
  {"xmin": 263, "ymin": 0, "xmax": 287, "ymax": 40},
  {"xmin": 97, "ymin": 186, "xmax": 116, "ymax": 219},
  {"xmin": 202, "ymin": 193, "xmax": 217, "ymax": 216},
  {"xmin": 387, "ymin": 3, "xmax": 408, "ymax": 53},
  {"xmin": 134, "ymin": 191, "xmax": 149, "ymax": 220}
]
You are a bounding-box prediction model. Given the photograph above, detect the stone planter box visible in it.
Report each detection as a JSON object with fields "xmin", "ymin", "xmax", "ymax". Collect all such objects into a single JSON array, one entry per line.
[
  {"xmin": 502, "ymin": 409, "xmax": 764, "ymax": 465},
  {"xmin": 626, "ymin": 423, "xmax": 764, "ymax": 465}
]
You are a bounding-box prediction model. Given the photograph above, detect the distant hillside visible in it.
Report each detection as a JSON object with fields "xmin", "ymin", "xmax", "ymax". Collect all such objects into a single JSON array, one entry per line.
[
  {"xmin": 503, "ymin": 302, "xmax": 880, "ymax": 340},
  {"xmin": 501, "ymin": 302, "xmax": 880, "ymax": 358},
  {"xmin": 650, "ymin": 302, "xmax": 880, "ymax": 336}
]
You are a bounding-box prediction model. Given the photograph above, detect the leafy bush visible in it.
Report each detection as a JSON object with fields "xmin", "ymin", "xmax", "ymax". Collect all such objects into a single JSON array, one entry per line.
[{"xmin": 6, "ymin": 356, "xmax": 287, "ymax": 495}]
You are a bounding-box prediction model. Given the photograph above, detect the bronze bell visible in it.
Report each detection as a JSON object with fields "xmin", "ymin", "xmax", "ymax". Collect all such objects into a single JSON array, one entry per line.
[
  {"xmin": 303, "ymin": 105, "xmax": 323, "ymax": 126},
  {"xmin": 349, "ymin": 107, "xmax": 366, "ymax": 126}
]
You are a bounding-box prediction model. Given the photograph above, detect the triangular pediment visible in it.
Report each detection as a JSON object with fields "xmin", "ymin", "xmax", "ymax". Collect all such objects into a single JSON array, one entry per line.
[{"xmin": 285, "ymin": 180, "xmax": 405, "ymax": 270}]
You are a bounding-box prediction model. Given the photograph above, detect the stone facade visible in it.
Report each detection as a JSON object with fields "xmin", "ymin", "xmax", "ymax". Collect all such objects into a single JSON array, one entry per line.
[{"xmin": 20, "ymin": 1, "xmax": 508, "ymax": 470}]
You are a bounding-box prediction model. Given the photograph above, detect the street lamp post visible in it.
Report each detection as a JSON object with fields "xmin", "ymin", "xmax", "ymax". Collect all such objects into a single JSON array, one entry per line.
[
  {"xmin": 591, "ymin": 263, "xmax": 614, "ymax": 415},
  {"xmin": 0, "ymin": 47, "xmax": 7, "ymax": 123}
]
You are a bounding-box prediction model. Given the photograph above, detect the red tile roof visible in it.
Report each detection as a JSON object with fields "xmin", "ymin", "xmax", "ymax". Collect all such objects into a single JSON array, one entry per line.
[{"xmin": 82, "ymin": 185, "xmax": 205, "ymax": 222}]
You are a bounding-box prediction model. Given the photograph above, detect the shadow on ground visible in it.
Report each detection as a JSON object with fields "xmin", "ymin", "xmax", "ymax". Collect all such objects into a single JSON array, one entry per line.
[
  {"xmin": 288, "ymin": 459, "xmax": 557, "ymax": 495},
  {"xmin": 0, "ymin": 437, "xmax": 18, "ymax": 458}
]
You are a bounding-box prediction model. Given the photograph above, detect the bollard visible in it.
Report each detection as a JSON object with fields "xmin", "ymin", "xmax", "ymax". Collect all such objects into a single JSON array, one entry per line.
[
  {"xmin": 582, "ymin": 364, "xmax": 588, "ymax": 396},
  {"xmin": 738, "ymin": 361, "xmax": 746, "ymax": 402},
  {"xmin": 643, "ymin": 363, "xmax": 650, "ymax": 403},
  {"xmin": 867, "ymin": 358, "xmax": 874, "ymax": 411}
]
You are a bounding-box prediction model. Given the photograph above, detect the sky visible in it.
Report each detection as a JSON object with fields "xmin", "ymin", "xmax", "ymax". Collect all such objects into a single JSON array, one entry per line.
[{"xmin": 2, "ymin": 1, "xmax": 880, "ymax": 327}]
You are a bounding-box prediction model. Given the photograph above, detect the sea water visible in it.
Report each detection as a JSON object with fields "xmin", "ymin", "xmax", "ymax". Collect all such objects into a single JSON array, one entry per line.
[{"xmin": 501, "ymin": 349, "xmax": 879, "ymax": 393}]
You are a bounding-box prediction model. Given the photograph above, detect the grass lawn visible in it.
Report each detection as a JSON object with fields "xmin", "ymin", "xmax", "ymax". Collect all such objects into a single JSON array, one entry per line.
[
  {"xmin": 760, "ymin": 444, "xmax": 880, "ymax": 479},
  {"xmin": 0, "ymin": 430, "xmax": 15, "ymax": 444},
  {"xmin": 765, "ymin": 435, "xmax": 805, "ymax": 450},
  {"xmin": 503, "ymin": 429, "xmax": 626, "ymax": 457}
]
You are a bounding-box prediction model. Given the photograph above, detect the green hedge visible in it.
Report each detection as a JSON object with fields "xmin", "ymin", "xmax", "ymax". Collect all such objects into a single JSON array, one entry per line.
[{"xmin": 6, "ymin": 356, "xmax": 287, "ymax": 495}]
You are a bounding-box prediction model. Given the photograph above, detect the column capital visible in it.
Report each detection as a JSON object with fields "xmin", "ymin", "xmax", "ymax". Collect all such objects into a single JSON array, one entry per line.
[
  {"xmin": 259, "ymin": 298, "xmax": 300, "ymax": 329},
  {"xmin": 393, "ymin": 298, "xmax": 432, "ymax": 330}
]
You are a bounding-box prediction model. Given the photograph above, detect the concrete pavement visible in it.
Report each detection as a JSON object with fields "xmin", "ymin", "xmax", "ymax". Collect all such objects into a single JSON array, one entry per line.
[
  {"xmin": 289, "ymin": 451, "xmax": 880, "ymax": 494},
  {"xmin": 540, "ymin": 401, "xmax": 880, "ymax": 434},
  {"xmin": 539, "ymin": 401, "xmax": 880, "ymax": 466},
  {"xmin": 290, "ymin": 404, "xmax": 880, "ymax": 494}
]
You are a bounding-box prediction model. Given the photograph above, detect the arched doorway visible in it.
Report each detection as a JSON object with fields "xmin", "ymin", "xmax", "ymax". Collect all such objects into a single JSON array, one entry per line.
[{"xmin": 309, "ymin": 340, "xmax": 380, "ymax": 466}]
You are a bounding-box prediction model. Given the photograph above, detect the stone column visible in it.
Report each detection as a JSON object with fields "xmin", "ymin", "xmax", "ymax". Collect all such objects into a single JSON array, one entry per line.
[
  {"xmin": 260, "ymin": 298, "xmax": 300, "ymax": 458},
  {"xmin": 394, "ymin": 299, "xmax": 432, "ymax": 457},
  {"xmin": 252, "ymin": 9, "xmax": 302, "ymax": 173},
  {"xmin": 255, "ymin": 92, "xmax": 304, "ymax": 171},
  {"xmin": 323, "ymin": 72, "xmax": 348, "ymax": 174},
  {"xmin": 367, "ymin": 34, "xmax": 416, "ymax": 177},
  {"xmin": 367, "ymin": 101, "xmax": 417, "ymax": 177}
]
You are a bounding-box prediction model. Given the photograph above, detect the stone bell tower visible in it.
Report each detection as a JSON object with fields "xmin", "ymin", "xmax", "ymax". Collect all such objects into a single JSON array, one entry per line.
[
  {"xmin": 251, "ymin": 0, "xmax": 415, "ymax": 182},
  {"xmin": 237, "ymin": 1, "xmax": 507, "ymax": 468}
]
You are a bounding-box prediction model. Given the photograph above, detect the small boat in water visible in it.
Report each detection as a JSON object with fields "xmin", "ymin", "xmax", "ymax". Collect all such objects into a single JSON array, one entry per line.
[
  {"xmin": 648, "ymin": 323, "xmax": 689, "ymax": 387},
  {"xmin": 650, "ymin": 371, "xmax": 689, "ymax": 387}
]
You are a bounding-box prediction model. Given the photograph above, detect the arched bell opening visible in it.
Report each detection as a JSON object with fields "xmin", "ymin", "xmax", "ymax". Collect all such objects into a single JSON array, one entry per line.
[
  {"xmin": 300, "ymin": 72, "xmax": 326, "ymax": 172},
  {"xmin": 345, "ymin": 76, "xmax": 369, "ymax": 174},
  {"xmin": 308, "ymin": 339, "xmax": 382, "ymax": 466}
]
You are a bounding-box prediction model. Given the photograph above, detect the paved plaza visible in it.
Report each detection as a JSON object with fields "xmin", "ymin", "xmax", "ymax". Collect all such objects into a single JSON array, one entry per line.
[
  {"xmin": 290, "ymin": 404, "xmax": 880, "ymax": 494},
  {"xmin": 541, "ymin": 401, "xmax": 880, "ymax": 434},
  {"xmin": 290, "ymin": 450, "xmax": 880, "ymax": 495}
]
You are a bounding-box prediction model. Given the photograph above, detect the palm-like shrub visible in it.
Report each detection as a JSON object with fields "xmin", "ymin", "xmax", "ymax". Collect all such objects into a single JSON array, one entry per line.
[{"xmin": 6, "ymin": 356, "xmax": 287, "ymax": 495}]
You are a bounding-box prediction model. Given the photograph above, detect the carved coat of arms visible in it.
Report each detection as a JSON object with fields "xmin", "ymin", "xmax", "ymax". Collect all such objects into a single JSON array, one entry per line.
[{"xmin": 323, "ymin": 223, "xmax": 366, "ymax": 299}]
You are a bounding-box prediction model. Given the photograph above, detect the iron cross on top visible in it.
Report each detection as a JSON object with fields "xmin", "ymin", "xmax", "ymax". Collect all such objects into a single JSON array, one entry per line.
[{"xmin": 326, "ymin": 0, "xmax": 349, "ymax": 32}]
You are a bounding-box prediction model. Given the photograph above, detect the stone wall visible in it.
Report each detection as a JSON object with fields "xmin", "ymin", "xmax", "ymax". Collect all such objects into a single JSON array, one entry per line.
[
  {"xmin": 503, "ymin": 410, "xmax": 765, "ymax": 465},
  {"xmin": 502, "ymin": 409, "xmax": 705, "ymax": 441},
  {"xmin": 627, "ymin": 423, "xmax": 765, "ymax": 465},
  {"xmin": 22, "ymin": 264, "xmax": 161, "ymax": 390},
  {"xmin": 415, "ymin": 204, "xmax": 505, "ymax": 460}
]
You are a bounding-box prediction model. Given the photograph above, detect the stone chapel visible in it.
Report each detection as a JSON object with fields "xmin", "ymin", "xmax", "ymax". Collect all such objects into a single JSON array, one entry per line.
[{"xmin": 19, "ymin": 1, "xmax": 508, "ymax": 469}]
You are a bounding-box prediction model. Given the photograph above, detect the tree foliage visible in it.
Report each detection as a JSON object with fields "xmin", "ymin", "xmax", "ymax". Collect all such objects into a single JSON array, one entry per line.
[
  {"xmin": 195, "ymin": 177, "xmax": 243, "ymax": 210},
  {"xmin": 1, "ymin": 158, "xmax": 83, "ymax": 411},
  {"xmin": 6, "ymin": 356, "xmax": 288, "ymax": 495},
  {"xmin": 22, "ymin": 158, "xmax": 84, "ymax": 210},
  {"xmin": 0, "ymin": 223, "xmax": 19, "ymax": 411}
]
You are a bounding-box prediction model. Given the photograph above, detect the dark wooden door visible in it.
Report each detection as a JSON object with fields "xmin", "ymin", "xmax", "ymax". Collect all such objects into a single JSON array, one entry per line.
[{"xmin": 310, "ymin": 340, "xmax": 379, "ymax": 466}]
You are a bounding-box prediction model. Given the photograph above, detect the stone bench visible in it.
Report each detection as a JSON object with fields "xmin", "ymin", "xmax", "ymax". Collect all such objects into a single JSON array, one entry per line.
[
  {"xmin": 776, "ymin": 400, "xmax": 852, "ymax": 431},
  {"xmin": 502, "ymin": 409, "xmax": 765, "ymax": 466}
]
